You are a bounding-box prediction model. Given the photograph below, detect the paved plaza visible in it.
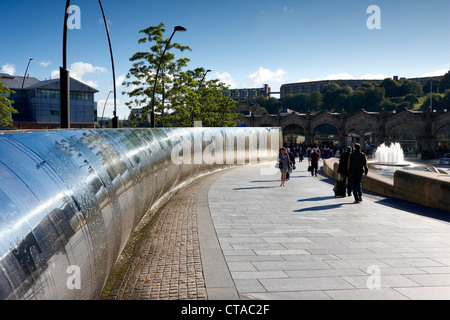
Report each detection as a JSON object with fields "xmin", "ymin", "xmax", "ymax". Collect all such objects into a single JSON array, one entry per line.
[{"xmin": 105, "ymin": 159, "xmax": 450, "ymax": 300}]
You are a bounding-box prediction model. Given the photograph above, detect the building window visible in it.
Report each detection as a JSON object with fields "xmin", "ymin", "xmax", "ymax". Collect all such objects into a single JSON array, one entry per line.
[{"xmin": 40, "ymin": 89, "xmax": 60, "ymax": 99}]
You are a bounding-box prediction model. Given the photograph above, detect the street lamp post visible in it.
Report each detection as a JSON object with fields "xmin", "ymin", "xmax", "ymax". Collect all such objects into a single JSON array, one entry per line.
[
  {"xmin": 60, "ymin": 0, "xmax": 71, "ymax": 129},
  {"xmin": 101, "ymin": 91, "xmax": 113, "ymax": 128},
  {"xmin": 61, "ymin": 0, "xmax": 118, "ymax": 129},
  {"xmin": 98, "ymin": 0, "xmax": 118, "ymax": 128},
  {"xmin": 192, "ymin": 69, "xmax": 211, "ymax": 126},
  {"xmin": 18, "ymin": 58, "xmax": 33, "ymax": 130},
  {"xmin": 150, "ymin": 25, "xmax": 186, "ymax": 128}
]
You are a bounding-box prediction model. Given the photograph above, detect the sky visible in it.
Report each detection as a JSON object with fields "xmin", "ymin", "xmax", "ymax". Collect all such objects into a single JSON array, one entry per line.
[{"xmin": 1, "ymin": 0, "xmax": 450, "ymax": 119}]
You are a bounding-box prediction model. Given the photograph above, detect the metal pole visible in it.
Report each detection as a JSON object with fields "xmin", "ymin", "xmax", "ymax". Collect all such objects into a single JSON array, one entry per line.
[
  {"xmin": 18, "ymin": 58, "xmax": 33, "ymax": 129},
  {"xmin": 98, "ymin": 0, "xmax": 118, "ymax": 128},
  {"xmin": 60, "ymin": 0, "xmax": 71, "ymax": 129},
  {"xmin": 101, "ymin": 91, "xmax": 113, "ymax": 128},
  {"xmin": 151, "ymin": 26, "xmax": 186, "ymax": 128}
]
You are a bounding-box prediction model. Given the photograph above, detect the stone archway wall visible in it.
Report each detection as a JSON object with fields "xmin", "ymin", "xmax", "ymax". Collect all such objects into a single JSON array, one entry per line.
[
  {"xmin": 384, "ymin": 110, "xmax": 426, "ymax": 138},
  {"xmin": 240, "ymin": 110, "xmax": 450, "ymax": 155}
]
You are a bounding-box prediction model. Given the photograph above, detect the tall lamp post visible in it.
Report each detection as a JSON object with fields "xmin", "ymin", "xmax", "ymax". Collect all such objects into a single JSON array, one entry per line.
[
  {"xmin": 61, "ymin": 0, "xmax": 118, "ymax": 129},
  {"xmin": 18, "ymin": 58, "xmax": 33, "ymax": 129},
  {"xmin": 150, "ymin": 25, "xmax": 186, "ymax": 128},
  {"xmin": 101, "ymin": 90, "xmax": 113, "ymax": 128},
  {"xmin": 192, "ymin": 69, "xmax": 211, "ymax": 126},
  {"xmin": 99, "ymin": 0, "xmax": 118, "ymax": 128},
  {"xmin": 197, "ymin": 69, "xmax": 211, "ymax": 93},
  {"xmin": 60, "ymin": 0, "xmax": 71, "ymax": 129}
]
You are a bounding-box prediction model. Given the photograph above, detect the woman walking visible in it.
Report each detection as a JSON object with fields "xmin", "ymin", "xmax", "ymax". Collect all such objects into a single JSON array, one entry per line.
[{"xmin": 279, "ymin": 148, "xmax": 291, "ymax": 187}]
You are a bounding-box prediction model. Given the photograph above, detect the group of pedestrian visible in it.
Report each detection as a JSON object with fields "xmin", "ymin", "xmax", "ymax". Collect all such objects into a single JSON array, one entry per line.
[
  {"xmin": 279, "ymin": 142, "xmax": 370, "ymax": 204},
  {"xmin": 337, "ymin": 143, "xmax": 369, "ymax": 204}
]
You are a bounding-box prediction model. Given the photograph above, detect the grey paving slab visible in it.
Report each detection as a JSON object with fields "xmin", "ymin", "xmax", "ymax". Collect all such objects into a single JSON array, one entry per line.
[{"xmin": 200, "ymin": 160, "xmax": 450, "ymax": 300}]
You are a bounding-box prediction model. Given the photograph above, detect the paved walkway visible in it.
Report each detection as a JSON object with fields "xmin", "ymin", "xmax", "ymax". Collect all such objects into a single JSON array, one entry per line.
[{"xmin": 104, "ymin": 159, "xmax": 450, "ymax": 300}]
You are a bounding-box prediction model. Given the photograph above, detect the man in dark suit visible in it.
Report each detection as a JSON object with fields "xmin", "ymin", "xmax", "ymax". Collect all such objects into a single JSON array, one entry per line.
[
  {"xmin": 337, "ymin": 146, "xmax": 353, "ymax": 196},
  {"xmin": 286, "ymin": 148, "xmax": 296, "ymax": 180},
  {"xmin": 348, "ymin": 143, "xmax": 369, "ymax": 203}
]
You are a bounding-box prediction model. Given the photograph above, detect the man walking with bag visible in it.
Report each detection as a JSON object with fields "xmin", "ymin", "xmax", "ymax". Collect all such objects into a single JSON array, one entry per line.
[
  {"xmin": 337, "ymin": 146, "xmax": 353, "ymax": 197},
  {"xmin": 348, "ymin": 143, "xmax": 369, "ymax": 203}
]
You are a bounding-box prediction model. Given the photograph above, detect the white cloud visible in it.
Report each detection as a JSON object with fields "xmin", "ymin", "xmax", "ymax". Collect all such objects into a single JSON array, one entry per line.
[
  {"xmin": 68, "ymin": 62, "xmax": 107, "ymax": 81},
  {"xmin": 211, "ymin": 71, "xmax": 237, "ymax": 88},
  {"xmin": 115, "ymin": 74, "xmax": 126, "ymax": 88},
  {"xmin": 97, "ymin": 98, "xmax": 128, "ymax": 120},
  {"xmin": 283, "ymin": 6, "xmax": 294, "ymax": 13},
  {"xmin": 359, "ymin": 73, "xmax": 387, "ymax": 80},
  {"xmin": 1, "ymin": 63, "xmax": 16, "ymax": 75},
  {"xmin": 248, "ymin": 67, "xmax": 286, "ymax": 87},
  {"xmin": 51, "ymin": 62, "xmax": 107, "ymax": 87},
  {"xmin": 39, "ymin": 60, "xmax": 52, "ymax": 68},
  {"xmin": 421, "ymin": 69, "xmax": 448, "ymax": 77}
]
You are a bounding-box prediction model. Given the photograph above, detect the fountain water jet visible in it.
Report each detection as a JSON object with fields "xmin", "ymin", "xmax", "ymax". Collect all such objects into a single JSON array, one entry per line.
[{"xmin": 371, "ymin": 142, "xmax": 410, "ymax": 166}]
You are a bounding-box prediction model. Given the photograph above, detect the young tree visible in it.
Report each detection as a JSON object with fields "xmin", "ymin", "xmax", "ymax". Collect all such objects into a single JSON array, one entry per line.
[
  {"xmin": 0, "ymin": 76, "xmax": 17, "ymax": 127},
  {"xmin": 123, "ymin": 23, "xmax": 191, "ymax": 126},
  {"xmin": 168, "ymin": 69, "xmax": 239, "ymax": 127}
]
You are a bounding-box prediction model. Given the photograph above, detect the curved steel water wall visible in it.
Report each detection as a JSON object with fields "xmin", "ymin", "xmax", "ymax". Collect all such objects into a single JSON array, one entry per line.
[{"xmin": 0, "ymin": 127, "xmax": 280, "ymax": 300}]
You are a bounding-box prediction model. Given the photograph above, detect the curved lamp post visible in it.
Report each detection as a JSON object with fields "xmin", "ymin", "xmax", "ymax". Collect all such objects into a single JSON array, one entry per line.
[
  {"xmin": 60, "ymin": 0, "xmax": 71, "ymax": 128},
  {"xmin": 197, "ymin": 69, "xmax": 211, "ymax": 93},
  {"xmin": 61, "ymin": 0, "xmax": 118, "ymax": 128},
  {"xmin": 192, "ymin": 69, "xmax": 211, "ymax": 126},
  {"xmin": 150, "ymin": 25, "xmax": 186, "ymax": 128},
  {"xmin": 18, "ymin": 58, "xmax": 33, "ymax": 129},
  {"xmin": 98, "ymin": 0, "xmax": 118, "ymax": 128},
  {"xmin": 101, "ymin": 90, "xmax": 113, "ymax": 128}
]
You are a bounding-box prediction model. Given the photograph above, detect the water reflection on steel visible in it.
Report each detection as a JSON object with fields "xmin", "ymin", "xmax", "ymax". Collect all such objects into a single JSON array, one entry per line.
[{"xmin": 0, "ymin": 127, "xmax": 280, "ymax": 300}]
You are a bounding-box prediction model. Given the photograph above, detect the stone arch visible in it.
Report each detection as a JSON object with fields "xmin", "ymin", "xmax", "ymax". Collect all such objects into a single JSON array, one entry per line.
[
  {"xmin": 310, "ymin": 112, "xmax": 341, "ymax": 132},
  {"xmin": 383, "ymin": 110, "xmax": 425, "ymax": 156},
  {"xmin": 283, "ymin": 123, "xmax": 306, "ymax": 146},
  {"xmin": 254, "ymin": 114, "xmax": 276, "ymax": 127},
  {"xmin": 435, "ymin": 122, "xmax": 450, "ymax": 157},
  {"xmin": 431, "ymin": 112, "xmax": 450, "ymax": 137},
  {"xmin": 280, "ymin": 113, "xmax": 308, "ymax": 130},
  {"xmin": 345, "ymin": 111, "xmax": 378, "ymax": 138},
  {"xmin": 384, "ymin": 110, "xmax": 425, "ymax": 137}
]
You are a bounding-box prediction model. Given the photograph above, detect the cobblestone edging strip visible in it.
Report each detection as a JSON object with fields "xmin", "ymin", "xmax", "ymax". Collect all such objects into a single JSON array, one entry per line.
[{"xmin": 100, "ymin": 175, "xmax": 212, "ymax": 300}]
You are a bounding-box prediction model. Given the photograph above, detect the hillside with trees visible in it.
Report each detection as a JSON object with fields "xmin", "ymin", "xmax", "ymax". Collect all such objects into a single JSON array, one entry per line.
[{"xmin": 257, "ymin": 71, "xmax": 450, "ymax": 115}]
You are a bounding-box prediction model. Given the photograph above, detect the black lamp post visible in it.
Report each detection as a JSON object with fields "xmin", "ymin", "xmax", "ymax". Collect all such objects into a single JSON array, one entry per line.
[
  {"xmin": 18, "ymin": 58, "xmax": 33, "ymax": 129},
  {"xmin": 192, "ymin": 69, "xmax": 211, "ymax": 126},
  {"xmin": 98, "ymin": 0, "xmax": 118, "ymax": 128},
  {"xmin": 197, "ymin": 69, "xmax": 211, "ymax": 93},
  {"xmin": 61, "ymin": 0, "xmax": 118, "ymax": 129},
  {"xmin": 60, "ymin": 0, "xmax": 71, "ymax": 129},
  {"xmin": 101, "ymin": 90, "xmax": 113, "ymax": 128},
  {"xmin": 150, "ymin": 25, "xmax": 186, "ymax": 128}
]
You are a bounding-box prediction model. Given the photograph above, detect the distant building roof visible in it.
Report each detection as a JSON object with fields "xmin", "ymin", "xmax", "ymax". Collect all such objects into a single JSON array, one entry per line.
[
  {"xmin": 27, "ymin": 78, "xmax": 99, "ymax": 93},
  {"xmin": 0, "ymin": 74, "xmax": 98, "ymax": 93},
  {"xmin": 0, "ymin": 74, "xmax": 40, "ymax": 90}
]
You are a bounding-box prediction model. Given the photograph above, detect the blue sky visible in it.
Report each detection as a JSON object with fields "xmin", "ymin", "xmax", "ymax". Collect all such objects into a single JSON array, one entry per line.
[{"xmin": 2, "ymin": 0, "xmax": 450, "ymax": 119}]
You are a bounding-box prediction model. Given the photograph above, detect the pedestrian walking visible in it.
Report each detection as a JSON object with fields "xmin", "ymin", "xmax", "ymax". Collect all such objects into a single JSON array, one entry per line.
[
  {"xmin": 286, "ymin": 147, "xmax": 296, "ymax": 181},
  {"xmin": 348, "ymin": 143, "xmax": 369, "ymax": 203},
  {"xmin": 278, "ymin": 148, "xmax": 291, "ymax": 187},
  {"xmin": 337, "ymin": 146, "xmax": 353, "ymax": 196},
  {"xmin": 308, "ymin": 148, "xmax": 320, "ymax": 177}
]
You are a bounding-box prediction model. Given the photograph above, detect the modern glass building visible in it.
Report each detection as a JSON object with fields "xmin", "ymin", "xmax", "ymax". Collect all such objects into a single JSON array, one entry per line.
[{"xmin": 0, "ymin": 73, "xmax": 98, "ymax": 129}]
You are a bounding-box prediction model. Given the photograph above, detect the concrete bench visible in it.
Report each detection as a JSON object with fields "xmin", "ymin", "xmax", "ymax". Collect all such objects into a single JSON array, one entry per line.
[{"xmin": 439, "ymin": 158, "xmax": 450, "ymax": 165}]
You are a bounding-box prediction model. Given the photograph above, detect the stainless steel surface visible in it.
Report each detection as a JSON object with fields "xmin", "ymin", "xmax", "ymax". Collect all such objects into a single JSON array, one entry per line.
[{"xmin": 0, "ymin": 127, "xmax": 280, "ymax": 300}]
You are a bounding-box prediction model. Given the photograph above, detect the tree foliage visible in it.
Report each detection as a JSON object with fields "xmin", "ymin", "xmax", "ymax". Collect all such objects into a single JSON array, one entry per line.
[
  {"xmin": 271, "ymin": 72, "xmax": 450, "ymax": 114},
  {"xmin": 123, "ymin": 23, "xmax": 240, "ymax": 127},
  {"xmin": 0, "ymin": 75, "xmax": 17, "ymax": 127}
]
